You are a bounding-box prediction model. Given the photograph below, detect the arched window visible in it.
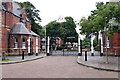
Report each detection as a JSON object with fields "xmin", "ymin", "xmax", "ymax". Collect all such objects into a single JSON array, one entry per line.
[
  {"xmin": 14, "ymin": 38, "xmax": 18, "ymax": 48},
  {"xmin": 22, "ymin": 38, "xmax": 26, "ymax": 49}
]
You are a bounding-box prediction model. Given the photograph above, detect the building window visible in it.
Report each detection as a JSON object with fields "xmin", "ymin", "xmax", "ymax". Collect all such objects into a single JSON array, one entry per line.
[
  {"xmin": 14, "ymin": 38, "xmax": 18, "ymax": 48},
  {"xmin": 22, "ymin": 38, "xmax": 26, "ymax": 49}
]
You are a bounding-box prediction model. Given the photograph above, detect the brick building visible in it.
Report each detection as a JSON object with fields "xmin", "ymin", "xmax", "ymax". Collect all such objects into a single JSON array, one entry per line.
[
  {"xmin": 103, "ymin": 31, "xmax": 120, "ymax": 56},
  {"xmin": 101, "ymin": 1, "xmax": 120, "ymax": 56},
  {"xmin": 0, "ymin": 1, "xmax": 41, "ymax": 55},
  {"xmin": 0, "ymin": 2, "xmax": 2, "ymax": 53}
]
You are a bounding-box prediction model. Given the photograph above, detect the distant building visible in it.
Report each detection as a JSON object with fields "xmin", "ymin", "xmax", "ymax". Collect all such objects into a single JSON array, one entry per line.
[
  {"xmin": 55, "ymin": 37, "xmax": 63, "ymax": 47},
  {"xmin": 0, "ymin": 1, "xmax": 41, "ymax": 55}
]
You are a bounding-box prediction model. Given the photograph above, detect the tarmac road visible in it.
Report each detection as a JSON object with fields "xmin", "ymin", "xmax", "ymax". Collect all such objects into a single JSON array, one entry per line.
[{"xmin": 2, "ymin": 56, "xmax": 118, "ymax": 78}]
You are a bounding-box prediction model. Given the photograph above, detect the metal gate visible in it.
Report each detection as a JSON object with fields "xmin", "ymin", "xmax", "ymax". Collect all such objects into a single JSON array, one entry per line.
[
  {"xmin": 50, "ymin": 50, "xmax": 78, "ymax": 56},
  {"xmin": 49, "ymin": 37, "xmax": 78, "ymax": 56}
]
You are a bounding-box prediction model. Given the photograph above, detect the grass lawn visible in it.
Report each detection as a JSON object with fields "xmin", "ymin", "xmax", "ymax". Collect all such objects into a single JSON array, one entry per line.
[{"xmin": 0, "ymin": 59, "xmax": 12, "ymax": 62}]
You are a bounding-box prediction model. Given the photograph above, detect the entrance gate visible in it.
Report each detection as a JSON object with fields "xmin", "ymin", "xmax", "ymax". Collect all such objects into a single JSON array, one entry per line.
[
  {"xmin": 50, "ymin": 51, "xmax": 78, "ymax": 56},
  {"xmin": 49, "ymin": 37, "xmax": 78, "ymax": 56}
]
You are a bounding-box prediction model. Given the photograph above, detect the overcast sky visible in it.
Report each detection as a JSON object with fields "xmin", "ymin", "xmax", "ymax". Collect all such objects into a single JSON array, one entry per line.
[{"xmin": 15, "ymin": 0, "xmax": 109, "ymax": 26}]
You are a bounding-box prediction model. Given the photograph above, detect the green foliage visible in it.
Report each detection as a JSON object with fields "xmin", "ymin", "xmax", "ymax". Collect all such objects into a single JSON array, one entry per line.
[
  {"xmin": 46, "ymin": 21, "xmax": 61, "ymax": 37},
  {"xmin": 93, "ymin": 37, "xmax": 98, "ymax": 47},
  {"xmin": 31, "ymin": 22, "xmax": 45, "ymax": 38},
  {"xmin": 19, "ymin": 1, "xmax": 41, "ymax": 22},
  {"xmin": 94, "ymin": 45, "xmax": 100, "ymax": 51},
  {"xmin": 82, "ymin": 38, "xmax": 90, "ymax": 48},
  {"xmin": 19, "ymin": 2, "xmax": 45, "ymax": 38},
  {"xmin": 46, "ymin": 16, "xmax": 78, "ymax": 43},
  {"xmin": 93, "ymin": 37, "xmax": 101, "ymax": 51},
  {"xmin": 80, "ymin": 2, "xmax": 120, "ymax": 37}
]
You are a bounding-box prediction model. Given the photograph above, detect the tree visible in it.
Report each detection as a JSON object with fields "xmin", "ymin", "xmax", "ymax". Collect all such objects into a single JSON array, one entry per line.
[
  {"xmin": 61, "ymin": 17, "xmax": 78, "ymax": 42},
  {"xmin": 82, "ymin": 37, "xmax": 91, "ymax": 48},
  {"xmin": 80, "ymin": 2, "xmax": 120, "ymax": 37},
  {"xmin": 19, "ymin": 1, "xmax": 41, "ymax": 22},
  {"xmin": 46, "ymin": 16, "xmax": 78, "ymax": 43},
  {"xmin": 80, "ymin": 2, "xmax": 120, "ymax": 60},
  {"xmin": 46, "ymin": 21, "xmax": 61, "ymax": 37},
  {"xmin": 19, "ymin": 2, "xmax": 45, "ymax": 38}
]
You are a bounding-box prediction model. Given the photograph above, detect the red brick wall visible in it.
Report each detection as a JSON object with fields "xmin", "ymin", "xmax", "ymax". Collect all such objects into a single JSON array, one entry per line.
[
  {"xmin": 38, "ymin": 38, "xmax": 41, "ymax": 52},
  {"xmin": 0, "ymin": 10, "xmax": 2, "ymax": 53},
  {"xmin": 9, "ymin": 35, "xmax": 29, "ymax": 53},
  {"xmin": 103, "ymin": 32, "xmax": 120, "ymax": 55},
  {"xmin": 1, "ymin": 2, "xmax": 41, "ymax": 54},
  {"xmin": 26, "ymin": 22, "xmax": 31, "ymax": 32},
  {"xmin": 30, "ymin": 36, "xmax": 41, "ymax": 53},
  {"xmin": 2, "ymin": 27, "xmax": 9, "ymax": 52},
  {"xmin": 1, "ymin": 2, "xmax": 13, "ymax": 53},
  {"xmin": 12, "ymin": 16, "xmax": 20, "ymax": 25},
  {"xmin": 31, "ymin": 36, "xmax": 36, "ymax": 53}
]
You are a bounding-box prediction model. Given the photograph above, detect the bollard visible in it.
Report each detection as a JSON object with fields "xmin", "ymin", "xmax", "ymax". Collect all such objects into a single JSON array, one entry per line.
[
  {"xmin": 47, "ymin": 53, "xmax": 50, "ymax": 56},
  {"xmin": 28, "ymin": 53, "xmax": 31, "ymax": 56},
  {"xmin": 91, "ymin": 53, "xmax": 94, "ymax": 56},
  {"xmin": 78, "ymin": 53, "xmax": 81, "ymax": 56},
  {"xmin": 22, "ymin": 51, "xmax": 24, "ymax": 60},
  {"xmin": 78, "ymin": 53, "xmax": 82, "ymax": 56},
  {"xmin": 100, "ymin": 53, "xmax": 103, "ymax": 56},
  {"xmin": 36, "ymin": 53, "xmax": 38, "ymax": 56},
  {"xmin": 85, "ymin": 51, "xmax": 87, "ymax": 61},
  {"xmin": 80, "ymin": 40, "xmax": 82, "ymax": 56}
]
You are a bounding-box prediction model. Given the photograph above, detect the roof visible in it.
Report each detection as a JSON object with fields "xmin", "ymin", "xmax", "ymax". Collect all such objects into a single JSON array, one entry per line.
[
  {"xmin": 1, "ymin": 2, "xmax": 30, "ymax": 23},
  {"xmin": 31, "ymin": 31, "xmax": 40, "ymax": 37},
  {"xmin": 12, "ymin": 1, "xmax": 23, "ymax": 17},
  {"xmin": 9, "ymin": 23, "xmax": 31, "ymax": 35}
]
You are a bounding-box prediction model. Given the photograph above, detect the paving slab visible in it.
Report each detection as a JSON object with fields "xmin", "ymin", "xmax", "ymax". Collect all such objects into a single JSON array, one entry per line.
[
  {"xmin": 0, "ymin": 53, "xmax": 46, "ymax": 64},
  {"xmin": 77, "ymin": 54, "xmax": 120, "ymax": 72}
]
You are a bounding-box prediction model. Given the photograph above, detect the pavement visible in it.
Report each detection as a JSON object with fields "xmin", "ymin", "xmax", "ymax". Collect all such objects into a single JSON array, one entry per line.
[
  {"xmin": 77, "ymin": 51, "xmax": 120, "ymax": 72},
  {"xmin": 0, "ymin": 53, "xmax": 46, "ymax": 64}
]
